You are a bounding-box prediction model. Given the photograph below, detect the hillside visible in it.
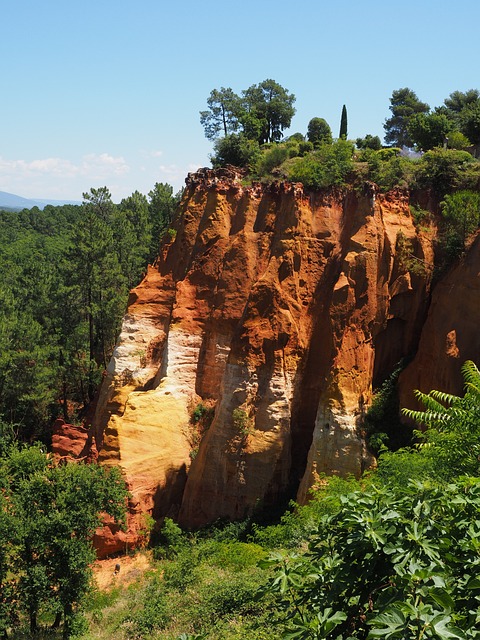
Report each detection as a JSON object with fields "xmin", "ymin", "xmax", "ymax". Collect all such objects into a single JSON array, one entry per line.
[{"xmin": 0, "ymin": 189, "xmax": 80, "ymax": 210}]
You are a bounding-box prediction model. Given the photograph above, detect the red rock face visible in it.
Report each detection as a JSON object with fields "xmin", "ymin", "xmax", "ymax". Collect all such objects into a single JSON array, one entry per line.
[
  {"xmin": 398, "ymin": 233, "xmax": 480, "ymax": 411},
  {"xmin": 89, "ymin": 168, "xmax": 477, "ymax": 541},
  {"xmin": 51, "ymin": 419, "xmax": 97, "ymax": 463}
]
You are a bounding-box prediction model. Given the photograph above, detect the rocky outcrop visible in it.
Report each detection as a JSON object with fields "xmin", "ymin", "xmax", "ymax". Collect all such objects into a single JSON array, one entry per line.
[
  {"xmin": 398, "ymin": 232, "xmax": 480, "ymax": 410},
  {"xmin": 88, "ymin": 166, "xmax": 453, "ymax": 546},
  {"xmin": 51, "ymin": 419, "xmax": 98, "ymax": 463}
]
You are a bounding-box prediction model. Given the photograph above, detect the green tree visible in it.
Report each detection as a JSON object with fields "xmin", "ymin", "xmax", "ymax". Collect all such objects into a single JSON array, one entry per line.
[
  {"xmin": 416, "ymin": 148, "xmax": 475, "ymax": 195},
  {"xmin": 68, "ymin": 188, "xmax": 126, "ymax": 400},
  {"xmin": 1, "ymin": 445, "xmax": 127, "ymax": 638},
  {"xmin": 116, "ymin": 191, "xmax": 151, "ymax": 286},
  {"xmin": 339, "ymin": 104, "xmax": 348, "ymax": 139},
  {"xmin": 306, "ymin": 117, "xmax": 332, "ymax": 147},
  {"xmin": 441, "ymin": 89, "xmax": 480, "ymax": 145},
  {"xmin": 147, "ymin": 182, "xmax": 178, "ymax": 261},
  {"xmin": 211, "ymin": 133, "xmax": 260, "ymax": 169},
  {"xmin": 356, "ymin": 134, "xmax": 382, "ymax": 150},
  {"xmin": 439, "ymin": 191, "xmax": 480, "ymax": 253},
  {"xmin": 459, "ymin": 102, "xmax": 480, "ymax": 145},
  {"xmin": 444, "ymin": 89, "xmax": 480, "ymax": 114},
  {"xmin": 241, "ymin": 79, "xmax": 296, "ymax": 144},
  {"xmin": 407, "ymin": 112, "xmax": 453, "ymax": 150},
  {"xmin": 200, "ymin": 87, "xmax": 242, "ymax": 140},
  {"xmin": 384, "ymin": 87, "xmax": 429, "ymax": 147}
]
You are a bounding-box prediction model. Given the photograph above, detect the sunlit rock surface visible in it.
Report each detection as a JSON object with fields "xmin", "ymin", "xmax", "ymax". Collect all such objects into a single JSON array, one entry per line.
[{"xmin": 87, "ymin": 167, "xmax": 478, "ymax": 549}]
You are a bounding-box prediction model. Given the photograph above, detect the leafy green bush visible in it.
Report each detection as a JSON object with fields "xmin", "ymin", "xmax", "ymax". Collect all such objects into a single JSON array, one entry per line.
[
  {"xmin": 123, "ymin": 575, "xmax": 169, "ymax": 637},
  {"xmin": 256, "ymin": 144, "xmax": 290, "ymax": 177},
  {"xmin": 211, "ymin": 134, "xmax": 260, "ymax": 169},
  {"xmin": 440, "ymin": 189, "xmax": 480, "ymax": 251},
  {"xmin": 368, "ymin": 153, "xmax": 417, "ymax": 190},
  {"xmin": 252, "ymin": 475, "xmax": 363, "ymax": 549},
  {"xmin": 416, "ymin": 148, "xmax": 475, "ymax": 194},
  {"xmin": 283, "ymin": 139, "xmax": 354, "ymax": 189},
  {"xmin": 265, "ymin": 478, "xmax": 480, "ymax": 639},
  {"xmin": 153, "ymin": 517, "xmax": 187, "ymax": 560}
]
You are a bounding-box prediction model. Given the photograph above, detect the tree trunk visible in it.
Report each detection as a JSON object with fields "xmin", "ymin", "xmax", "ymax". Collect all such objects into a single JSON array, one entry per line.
[
  {"xmin": 52, "ymin": 611, "xmax": 62, "ymax": 628},
  {"xmin": 62, "ymin": 603, "xmax": 73, "ymax": 640},
  {"xmin": 29, "ymin": 608, "xmax": 37, "ymax": 635}
]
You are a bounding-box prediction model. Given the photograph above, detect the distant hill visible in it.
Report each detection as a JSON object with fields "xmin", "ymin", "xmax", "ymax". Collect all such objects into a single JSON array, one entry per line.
[{"xmin": 0, "ymin": 190, "xmax": 81, "ymax": 211}]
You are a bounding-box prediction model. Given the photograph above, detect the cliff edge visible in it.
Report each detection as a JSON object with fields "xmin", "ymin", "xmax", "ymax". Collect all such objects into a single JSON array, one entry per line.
[{"xmin": 90, "ymin": 168, "xmax": 478, "ymax": 553}]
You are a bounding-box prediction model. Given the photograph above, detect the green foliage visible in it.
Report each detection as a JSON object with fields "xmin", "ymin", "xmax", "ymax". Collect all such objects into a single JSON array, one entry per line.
[
  {"xmin": 356, "ymin": 134, "xmax": 382, "ymax": 151},
  {"xmin": 252, "ymin": 475, "xmax": 363, "ymax": 550},
  {"xmin": 446, "ymin": 130, "xmax": 471, "ymax": 150},
  {"xmin": 306, "ymin": 118, "xmax": 333, "ymax": 147},
  {"xmin": 211, "ymin": 133, "xmax": 260, "ymax": 169},
  {"xmin": 232, "ymin": 407, "xmax": 252, "ymax": 436},
  {"xmin": 440, "ymin": 190, "xmax": 480, "ymax": 251},
  {"xmin": 202, "ymin": 79, "xmax": 296, "ymax": 146},
  {"xmin": 363, "ymin": 361, "xmax": 409, "ymax": 453},
  {"xmin": 265, "ymin": 478, "xmax": 480, "ymax": 639},
  {"xmin": 257, "ymin": 143, "xmax": 291, "ymax": 177},
  {"xmin": 339, "ymin": 104, "xmax": 348, "ymax": 139},
  {"xmin": 284, "ymin": 139, "xmax": 354, "ymax": 189},
  {"xmin": 200, "ymin": 87, "xmax": 242, "ymax": 140},
  {"xmin": 0, "ymin": 183, "xmax": 177, "ymax": 438},
  {"xmin": 384, "ymin": 87, "xmax": 430, "ymax": 148},
  {"xmin": 416, "ymin": 148, "xmax": 475, "ymax": 195},
  {"xmin": 148, "ymin": 182, "xmax": 180, "ymax": 262},
  {"xmin": 153, "ymin": 518, "xmax": 187, "ymax": 560},
  {"xmin": 403, "ymin": 361, "xmax": 480, "ymax": 479},
  {"xmin": 0, "ymin": 445, "xmax": 127, "ymax": 638},
  {"xmin": 241, "ymin": 79, "xmax": 296, "ymax": 144},
  {"xmin": 407, "ymin": 112, "xmax": 453, "ymax": 150}
]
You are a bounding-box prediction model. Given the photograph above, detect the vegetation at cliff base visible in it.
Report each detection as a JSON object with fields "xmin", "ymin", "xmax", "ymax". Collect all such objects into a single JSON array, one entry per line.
[
  {"xmin": 0, "ymin": 442, "xmax": 127, "ymax": 638},
  {"xmin": 18, "ymin": 361, "xmax": 476, "ymax": 640}
]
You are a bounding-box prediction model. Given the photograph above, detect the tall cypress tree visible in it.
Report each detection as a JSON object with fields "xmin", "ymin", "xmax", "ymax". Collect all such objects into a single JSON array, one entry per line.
[{"xmin": 339, "ymin": 104, "xmax": 348, "ymax": 139}]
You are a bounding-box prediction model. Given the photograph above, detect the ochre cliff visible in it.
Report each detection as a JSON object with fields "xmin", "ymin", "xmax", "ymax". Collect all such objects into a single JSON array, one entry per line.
[
  {"xmin": 398, "ymin": 232, "xmax": 480, "ymax": 410},
  {"xmin": 89, "ymin": 167, "xmax": 478, "ymax": 552}
]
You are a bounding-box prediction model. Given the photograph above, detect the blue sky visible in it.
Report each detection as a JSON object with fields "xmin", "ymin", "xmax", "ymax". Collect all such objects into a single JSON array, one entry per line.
[{"xmin": 2, "ymin": 0, "xmax": 479, "ymax": 201}]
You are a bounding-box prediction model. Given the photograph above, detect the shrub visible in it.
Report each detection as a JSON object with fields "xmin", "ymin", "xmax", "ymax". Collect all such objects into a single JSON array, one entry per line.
[
  {"xmin": 368, "ymin": 154, "xmax": 417, "ymax": 190},
  {"xmin": 256, "ymin": 144, "xmax": 290, "ymax": 177},
  {"xmin": 440, "ymin": 189, "xmax": 480, "ymax": 250},
  {"xmin": 264, "ymin": 478, "xmax": 480, "ymax": 638},
  {"xmin": 232, "ymin": 408, "xmax": 251, "ymax": 435},
  {"xmin": 283, "ymin": 139, "xmax": 354, "ymax": 189},
  {"xmin": 298, "ymin": 140, "xmax": 314, "ymax": 155},
  {"xmin": 416, "ymin": 148, "xmax": 475, "ymax": 194},
  {"xmin": 356, "ymin": 134, "xmax": 382, "ymax": 150},
  {"xmin": 447, "ymin": 130, "xmax": 471, "ymax": 150},
  {"xmin": 153, "ymin": 517, "xmax": 186, "ymax": 559},
  {"xmin": 211, "ymin": 134, "xmax": 260, "ymax": 169}
]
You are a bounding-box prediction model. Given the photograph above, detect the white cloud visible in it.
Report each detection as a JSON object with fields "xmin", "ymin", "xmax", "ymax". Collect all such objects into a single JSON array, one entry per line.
[
  {"xmin": 81, "ymin": 153, "xmax": 129, "ymax": 178},
  {"xmin": 0, "ymin": 153, "xmax": 130, "ymax": 198},
  {"xmin": 156, "ymin": 162, "xmax": 201, "ymax": 187}
]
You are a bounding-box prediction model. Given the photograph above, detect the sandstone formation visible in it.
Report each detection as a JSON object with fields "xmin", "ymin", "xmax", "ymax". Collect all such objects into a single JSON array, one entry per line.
[
  {"xmin": 89, "ymin": 166, "xmax": 472, "ymax": 551},
  {"xmin": 398, "ymin": 232, "xmax": 480, "ymax": 411},
  {"xmin": 51, "ymin": 418, "xmax": 98, "ymax": 463}
]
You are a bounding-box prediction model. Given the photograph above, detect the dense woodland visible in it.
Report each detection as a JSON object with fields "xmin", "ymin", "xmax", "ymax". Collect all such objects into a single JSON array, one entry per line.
[
  {"xmin": 0, "ymin": 184, "xmax": 180, "ymax": 441},
  {"xmin": 1, "ymin": 85, "xmax": 480, "ymax": 638}
]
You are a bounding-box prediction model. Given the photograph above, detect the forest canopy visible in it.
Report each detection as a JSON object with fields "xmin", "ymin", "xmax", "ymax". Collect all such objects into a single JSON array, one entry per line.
[{"xmin": 0, "ymin": 183, "xmax": 181, "ymax": 441}]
